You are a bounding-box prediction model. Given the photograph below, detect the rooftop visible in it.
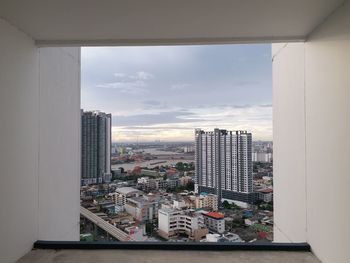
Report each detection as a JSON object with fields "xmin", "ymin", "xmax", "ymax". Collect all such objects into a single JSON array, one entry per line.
[
  {"xmin": 258, "ymin": 189, "xmax": 273, "ymax": 193},
  {"xmin": 205, "ymin": 212, "xmax": 225, "ymax": 220},
  {"xmin": 116, "ymin": 187, "xmax": 141, "ymax": 195}
]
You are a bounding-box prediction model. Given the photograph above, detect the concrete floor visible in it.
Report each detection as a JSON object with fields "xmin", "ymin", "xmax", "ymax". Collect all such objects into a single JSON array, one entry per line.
[{"xmin": 16, "ymin": 249, "xmax": 321, "ymax": 263}]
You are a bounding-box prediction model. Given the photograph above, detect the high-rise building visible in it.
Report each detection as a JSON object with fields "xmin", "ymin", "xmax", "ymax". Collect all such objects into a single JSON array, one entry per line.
[
  {"xmin": 195, "ymin": 129, "xmax": 255, "ymax": 207},
  {"xmin": 81, "ymin": 110, "xmax": 112, "ymax": 185}
]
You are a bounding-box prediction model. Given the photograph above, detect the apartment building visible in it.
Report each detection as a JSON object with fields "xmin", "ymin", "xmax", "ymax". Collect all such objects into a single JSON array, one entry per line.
[
  {"xmin": 158, "ymin": 205, "xmax": 208, "ymax": 241},
  {"xmin": 257, "ymin": 189, "xmax": 273, "ymax": 203},
  {"xmin": 81, "ymin": 110, "xmax": 112, "ymax": 185},
  {"xmin": 203, "ymin": 212, "xmax": 225, "ymax": 234},
  {"xmin": 111, "ymin": 187, "xmax": 142, "ymax": 206},
  {"xmin": 179, "ymin": 175, "xmax": 193, "ymax": 186},
  {"xmin": 137, "ymin": 177, "xmax": 167, "ymax": 191},
  {"xmin": 195, "ymin": 129, "xmax": 254, "ymax": 206},
  {"xmin": 194, "ymin": 193, "xmax": 218, "ymax": 211},
  {"xmin": 109, "ymin": 192, "xmax": 126, "ymax": 206},
  {"xmin": 125, "ymin": 195, "xmax": 160, "ymax": 222},
  {"xmin": 252, "ymin": 152, "xmax": 273, "ymax": 163}
]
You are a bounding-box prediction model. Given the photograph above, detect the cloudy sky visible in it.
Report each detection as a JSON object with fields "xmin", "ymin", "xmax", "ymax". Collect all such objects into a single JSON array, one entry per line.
[{"xmin": 81, "ymin": 44, "xmax": 272, "ymax": 142}]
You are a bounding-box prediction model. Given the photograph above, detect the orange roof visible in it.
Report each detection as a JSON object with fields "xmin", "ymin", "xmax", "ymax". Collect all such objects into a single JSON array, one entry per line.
[
  {"xmin": 259, "ymin": 188, "xmax": 273, "ymax": 193},
  {"xmin": 205, "ymin": 212, "xmax": 224, "ymax": 219}
]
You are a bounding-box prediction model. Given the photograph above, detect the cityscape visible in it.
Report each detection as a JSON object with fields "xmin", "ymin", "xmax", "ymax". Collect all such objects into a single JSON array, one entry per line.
[
  {"xmin": 80, "ymin": 110, "xmax": 273, "ymax": 243},
  {"xmin": 2, "ymin": 3, "xmax": 347, "ymax": 262}
]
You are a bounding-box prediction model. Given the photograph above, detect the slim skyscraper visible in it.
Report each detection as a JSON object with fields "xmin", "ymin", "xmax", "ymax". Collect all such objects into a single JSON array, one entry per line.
[
  {"xmin": 81, "ymin": 110, "xmax": 112, "ymax": 185},
  {"xmin": 195, "ymin": 129, "xmax": 255, "ymax": 207}
]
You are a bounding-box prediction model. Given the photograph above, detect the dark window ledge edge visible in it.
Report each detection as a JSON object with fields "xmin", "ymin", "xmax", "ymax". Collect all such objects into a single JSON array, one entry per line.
[{"xmin": 34, "ymin": 241, "xmax": 311, "ymax": 251}]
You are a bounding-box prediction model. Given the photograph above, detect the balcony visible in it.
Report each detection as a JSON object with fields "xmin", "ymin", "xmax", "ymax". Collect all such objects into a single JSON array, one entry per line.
[
  {"xmin": 1, "ymin": 1, "xmax": 349, "ymax": 263},
  {"xmin": 16, "ymin": 249, "xmax": 320, "ymax": 263}
]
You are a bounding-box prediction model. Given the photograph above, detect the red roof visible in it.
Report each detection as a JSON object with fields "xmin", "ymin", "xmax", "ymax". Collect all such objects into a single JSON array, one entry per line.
[
  {"xmin": 259, "ymin": 188, "xmax": 273, "ymax": 193},
  {"xmin": 205, "ymin": 212, "xmax": 224, "ymax": 219},
  {"xmin": 258, "ymin": 231, "xmax": 268, "ymax": 239}
]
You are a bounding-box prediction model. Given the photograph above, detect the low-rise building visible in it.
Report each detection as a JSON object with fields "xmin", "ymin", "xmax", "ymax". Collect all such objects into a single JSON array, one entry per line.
[
  {"xmin": 110, "ymin": 192, "xmax": 127, "ymax": 206},
  {"xmin": 203, "ymin": 212, "xmax": 225, "ymax": 234},
  {"xmin": 141, "ymin": 169, "xmax": 159, "ymax": 177},
  {"xmin": 137, "ymin": 177, "xmax": 167, "ymax": 191},
  {"xmin": 111, "ymin": 187, "xmax": 142, "ymax": 206},
  {"xmin": 116, "ymin": 187, "xmax": 142, "ymax": 197},
  {"xmin": 194, "ymin": 193, "xmax": 218, "ymax": 211},
  {"xmin": 166, "ymin": 178, "xmax": 180, "ymax": 189},
  {"xmin": 155, "ymin": 179, "xmax": 167, "ymax": 190},
  {"xmin": 202, "ymin": 233, "xmax": 241, "ymax": 243},
  {"xmin": 124, "ymin": 225, "xmax": 146, "ymax": 241},
  {"xmin": 257, "ymin": 188, "xmax": 273, "ymax": 203},
  {"xmin": 158, "ymin": 205, "xmax": 208, "ymax": 241},
  {"xmin": 252, "ymin": 152, "xmax": 273, "ymax": 162},
  {"xmin": 125, "ymin": 194, "xmax": 162, "ymax": 222}
]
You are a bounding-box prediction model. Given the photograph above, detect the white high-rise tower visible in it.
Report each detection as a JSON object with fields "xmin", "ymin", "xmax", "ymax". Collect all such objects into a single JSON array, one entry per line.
[
  {"xmin": 81, "ymin": 110, "xmax": 112, "ymax": 185},
  {"xmin": 195, "ymin": 129, "xmax": 254, "ymax": 206}
]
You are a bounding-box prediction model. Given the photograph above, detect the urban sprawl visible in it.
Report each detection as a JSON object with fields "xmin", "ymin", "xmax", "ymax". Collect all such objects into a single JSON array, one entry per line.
[{"xmin": 80, "ymin": 110, "xmax": 273, "ymax": 243}]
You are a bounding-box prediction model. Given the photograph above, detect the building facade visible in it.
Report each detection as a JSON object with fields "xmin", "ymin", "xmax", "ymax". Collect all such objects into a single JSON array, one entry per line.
[
  {"xmin": 252, "ymin": 152, "xmax": 273, "ymax": 162},
  {"xmin": 158, "ymin": 205, "xmax": 208, "ymax": 241},
  {"xmin": 203, "ymin": 212, "xmax": 225, "ymax": 234},
  {"xmin": 194, "ymin": 193, "xmax": 218, "ymax": 211},
  {"xmin": 81, "ymin": 110, "xmax": 112, "ymax": 185},
  {"xmin": 125, "ymin": 195, "xmax": 160, "ymax": 223},
  {"xmin": 137, "ymin": 177, "xmax": 168, "ymax": 191},
  {"xmin": 195, "ymin": 129, "xmax": 255, "ymax": 206},
  {"xmin": 257, "ymin": 188, "xmax": 273, "ymax": 203}
]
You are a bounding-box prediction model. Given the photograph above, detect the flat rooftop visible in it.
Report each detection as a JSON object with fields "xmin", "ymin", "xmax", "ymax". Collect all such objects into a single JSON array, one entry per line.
[
  {"xmin": 16, "ymin": 249, "xmax": 320, "ymax": 263},
  {"xmin": 115, "ymin": 187, "xmax": 141, "ymax": 195}
]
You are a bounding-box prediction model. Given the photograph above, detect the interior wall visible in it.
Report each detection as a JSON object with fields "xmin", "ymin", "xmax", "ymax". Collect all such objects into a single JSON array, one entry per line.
[
  {"xmin": 304, "ymin": 2, "xmax": 350, "ymax": 262},
  {"xmin": 0, "ymin": 18, "xmax": 81, "ymax": 262},
  {"xmin": 0, "ymin": 18, "xmax": 39, "ymax": 263},
  {"xmin": 272, "ymin": 43, "xmax": 307, "ymax": 242},
  {"xmin": 273, "ymin": 2, "xmax": 350, "ymax": 262},
  {"xmin": 38, "ymin": 47, "xmax": 81, "ymax": 241}
]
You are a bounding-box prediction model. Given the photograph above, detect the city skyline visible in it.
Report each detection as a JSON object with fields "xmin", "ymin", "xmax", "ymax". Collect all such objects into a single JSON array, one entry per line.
[{"xmin": 81, "ymin": 44, "xmax": 272, "ymax": 142}]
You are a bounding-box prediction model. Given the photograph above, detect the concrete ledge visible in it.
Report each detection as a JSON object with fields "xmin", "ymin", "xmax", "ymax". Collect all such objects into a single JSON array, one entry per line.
[
  {"xmin": 34, "ymin": 241, "xmax": 311, "ymax": 251},
  {"xmin": 16, "ymin": 249, "xmax": 320, "ymax": 263}
]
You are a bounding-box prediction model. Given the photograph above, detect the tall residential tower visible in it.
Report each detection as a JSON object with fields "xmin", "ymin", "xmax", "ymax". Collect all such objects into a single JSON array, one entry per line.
[
  {"xmin": 81, "ymin": 110, "xmax": 112, "ymax": 185},
  {"xmin": 195, "ymin": 129, "xmax": 255, "ymax": 207}
]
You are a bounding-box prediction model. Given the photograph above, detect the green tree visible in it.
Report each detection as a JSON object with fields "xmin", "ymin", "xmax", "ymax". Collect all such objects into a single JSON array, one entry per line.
[
  {"xmin": 145, "ymin": 222, "xmax": 154, "ymax": 235},
  {"xmin": 222, "ymin": 200, "xmax": 230, "ymax": 209}
]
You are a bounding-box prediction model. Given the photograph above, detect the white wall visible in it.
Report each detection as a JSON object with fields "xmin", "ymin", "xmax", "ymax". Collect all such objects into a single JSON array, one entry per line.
[
  {"xmin": 305, "ymin": 2, "xmax": 350, "ymax": 262},
  {"xmin": 0, "ymin": 18, "xmax": 80, "ymax": 263},
  {"xmin": 273, "ymin": 2, "xmax": 350, "ymax": 262},
  {"xmin": 0, "ymin": 18, "xmax": 39, "ymax": 263},
  {"xmin": 38, "ymin": 47, "xmax": 80, "ymax": 241},
  {"xmin": 272, "ymin": 43, "xmax": 307, "ymax": 242}
]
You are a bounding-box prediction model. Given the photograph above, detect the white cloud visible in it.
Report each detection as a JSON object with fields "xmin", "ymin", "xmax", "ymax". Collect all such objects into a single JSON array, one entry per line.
[
  {"xmin": 110, "ymin": 105, "xmax": 272, "ymax": 142},
  {"xmin": 132, "ymin": 71, "xmax": 154, "ymax": 80},
  {"xmin": 97, "ymin": 80, "xmax": 148, "ymax": 95},
  {"xmin": 113, "ymin": 71, "xmax": 155, "ymax": 81},
  {"xmin": 171, "ymin": 83, "xmax": 190, "ymax": 90},
  {"xmin": 99, "ymin": 71, "xmax": 155, "ymax": 94},
  {"xmin": 114, "ymin": 73, "xmax": 126, "ymax": 78}
]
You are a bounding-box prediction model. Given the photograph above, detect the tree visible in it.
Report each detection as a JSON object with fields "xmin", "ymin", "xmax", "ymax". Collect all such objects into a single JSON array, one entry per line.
[
  {"xmin": 176, "ymin": 162, "xmax": 184, "ymax": 170},
  {"xmin": 222, "ymin": 200, "xmax": 231, "ymax": 209},
  {"xmin": 186, "ymin": 181, "xmax": 194, "ymax": 191},
  {"xmin": 145, "ymin": 222, "xmax": 154, "ymax": 235}
]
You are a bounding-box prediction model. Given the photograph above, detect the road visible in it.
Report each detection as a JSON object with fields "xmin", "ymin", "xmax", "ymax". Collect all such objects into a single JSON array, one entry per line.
[{"xmin": 80, "ymin": 206, "xmax": 133, "ymax": 241}]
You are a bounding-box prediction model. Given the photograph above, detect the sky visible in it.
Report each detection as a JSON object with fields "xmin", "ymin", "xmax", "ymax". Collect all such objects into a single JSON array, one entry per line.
[{"xmin": 81, "ymin": 44, "xmax": 272, "ymax": 142}]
